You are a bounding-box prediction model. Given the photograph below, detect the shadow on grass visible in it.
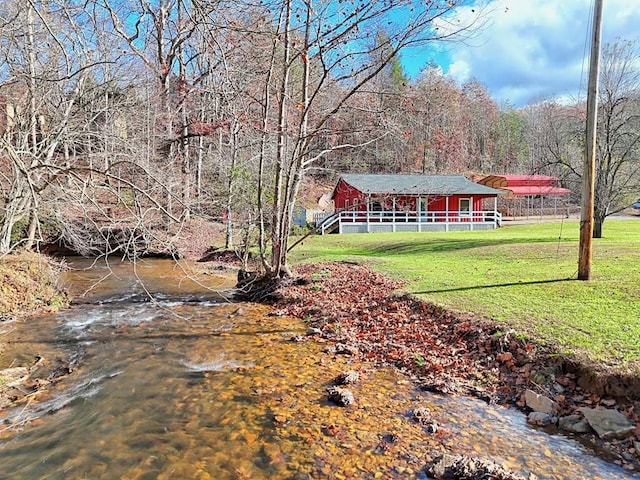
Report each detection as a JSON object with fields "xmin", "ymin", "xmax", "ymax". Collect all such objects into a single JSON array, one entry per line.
[
  {"xmin": 412, "ymin": 276, "xmax": 575, "ymax": 295},
  {"xmin": 360, "ymin": 236, "xmax": 568, "ymax": 257}
]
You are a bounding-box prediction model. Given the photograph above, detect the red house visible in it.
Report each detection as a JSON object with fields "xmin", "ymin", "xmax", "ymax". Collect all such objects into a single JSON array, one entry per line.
[{"xmin": 319, "ymin": 174, "xmax": 503, "ymax": 234}]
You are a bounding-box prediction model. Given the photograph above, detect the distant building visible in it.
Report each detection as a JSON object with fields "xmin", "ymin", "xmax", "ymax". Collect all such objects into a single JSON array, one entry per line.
[{"xmin": 474, "ymin": 174, "xmax": 572, "ymax": 218}]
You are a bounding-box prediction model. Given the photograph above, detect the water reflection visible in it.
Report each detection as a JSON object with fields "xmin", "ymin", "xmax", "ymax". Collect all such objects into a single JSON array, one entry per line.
[{"xmin": 0, "ymin": 259, "xmax": 635, "ymax": 479}]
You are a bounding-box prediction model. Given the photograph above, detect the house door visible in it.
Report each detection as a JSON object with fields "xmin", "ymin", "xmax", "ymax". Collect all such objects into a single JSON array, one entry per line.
[{"xmin": 419, "ymin": 197, "xmax": 428, "ymax": 221}]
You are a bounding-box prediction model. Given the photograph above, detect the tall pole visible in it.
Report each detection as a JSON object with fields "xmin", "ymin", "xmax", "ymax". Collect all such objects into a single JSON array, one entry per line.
[{"xmin": 578, "ymin": 0, "xmax": 604, "ymax": 280}]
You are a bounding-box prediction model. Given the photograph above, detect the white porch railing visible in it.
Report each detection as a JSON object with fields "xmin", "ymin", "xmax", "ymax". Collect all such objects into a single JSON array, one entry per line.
[
  {"xmin": 317, "ymin": 210, "xmax": 501, "ymax": 234},
  {"xmin": 314, "ymin": 211, "xmax": 334, "ymax": 226}
]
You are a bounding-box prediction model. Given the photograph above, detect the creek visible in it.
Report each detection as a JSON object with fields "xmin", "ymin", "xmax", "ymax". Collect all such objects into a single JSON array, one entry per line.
[{"xmin": 0, "ymin": 258, "xmax": 635, "ymax": 479}]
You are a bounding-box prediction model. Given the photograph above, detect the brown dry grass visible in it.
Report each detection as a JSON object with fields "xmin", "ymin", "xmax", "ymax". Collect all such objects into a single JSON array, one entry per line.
[{"xmin": 0, "ymin": 250, "xmax": 68, "ymax": 317}]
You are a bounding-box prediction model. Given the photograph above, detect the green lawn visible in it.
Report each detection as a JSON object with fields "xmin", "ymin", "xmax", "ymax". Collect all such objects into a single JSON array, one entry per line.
[{"xmin": 290, "ymin": 219, "xmax": 640, "ymax": 368}]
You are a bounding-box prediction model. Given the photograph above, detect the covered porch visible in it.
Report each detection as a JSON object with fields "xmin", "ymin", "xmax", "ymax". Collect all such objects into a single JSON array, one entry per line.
[
  {"xmin": 317, "ymin": 209, "xmax": 501, "ymax": 234},
  {"xmin": 316, "ymin": 195, "xmax": 501, "ymax": 234}
]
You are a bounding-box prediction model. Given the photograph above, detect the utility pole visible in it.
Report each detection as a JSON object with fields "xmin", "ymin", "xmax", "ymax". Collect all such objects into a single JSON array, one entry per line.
[{"xmin": 578, "ymin": 0, "xmax": 604, "ymax": 280}]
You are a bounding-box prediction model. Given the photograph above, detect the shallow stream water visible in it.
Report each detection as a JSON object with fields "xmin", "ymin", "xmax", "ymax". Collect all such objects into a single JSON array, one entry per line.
[{"xmin": 0, "ymin": 258, "xmax": 635, "ymax": 479}]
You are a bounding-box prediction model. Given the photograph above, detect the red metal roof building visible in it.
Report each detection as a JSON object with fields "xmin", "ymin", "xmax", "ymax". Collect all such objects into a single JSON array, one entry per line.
[{"xmin": 475, "ymin": 174, "xmax": 573, "ymax": 218}]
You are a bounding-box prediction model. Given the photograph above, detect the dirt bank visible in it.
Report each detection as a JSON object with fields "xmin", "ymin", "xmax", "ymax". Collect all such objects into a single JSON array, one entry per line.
[
  {"xmin": 0, "ymin": 251, "xmax": 70, "ymax": 411},
  {"xmin": 0, "ymin": 251, "xmax": 67, "ymax": 319}
]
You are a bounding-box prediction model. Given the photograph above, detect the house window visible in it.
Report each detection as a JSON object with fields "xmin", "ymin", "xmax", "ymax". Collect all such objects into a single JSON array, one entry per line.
[
  {"xmin": 459, "ymin": 198, "xmax": 470, "ymax": 215},
  {"xmin": 370, "ymin": 199, "xmax": 382, "ymax": 211}
]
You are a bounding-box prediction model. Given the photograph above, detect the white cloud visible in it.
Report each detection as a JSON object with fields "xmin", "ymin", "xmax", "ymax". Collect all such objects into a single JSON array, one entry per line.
[
  {"xmin": 441, "ymin": 0, "xmax": 640, "ymax": 106},
  {"xmin": 448, "ymin": 59, "xmax": 471, "ymax": 82}
]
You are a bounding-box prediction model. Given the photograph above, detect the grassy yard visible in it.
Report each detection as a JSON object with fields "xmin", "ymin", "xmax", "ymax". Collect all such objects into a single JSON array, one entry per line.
[{"xmin": 290, "ymin": 218, "xmax": 640, "ymax": 369}]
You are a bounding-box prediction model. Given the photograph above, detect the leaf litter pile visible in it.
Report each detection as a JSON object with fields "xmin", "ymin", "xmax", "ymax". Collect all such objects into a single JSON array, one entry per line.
[
  {"xmin": 276, "ymin": 262, "xmax": 540, "ymax": 405},
  {"xmin": 271, "ymin": 261, "xmax": 640, "ymax": 476}
]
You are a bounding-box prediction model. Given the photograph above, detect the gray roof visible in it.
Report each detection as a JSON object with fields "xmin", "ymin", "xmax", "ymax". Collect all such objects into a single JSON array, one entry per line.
[{"xmin": 339, "ymin": 174, "xmax": 503, "ymax": 196}]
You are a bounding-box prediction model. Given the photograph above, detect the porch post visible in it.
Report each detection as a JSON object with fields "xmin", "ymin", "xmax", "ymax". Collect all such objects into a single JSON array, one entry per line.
[
  {"xmin": 367, "ymin": 194, "xmax": 371, "ymax": 233},
  {"xmin": 392, "ymin": 197, "xmax": 396, "ymax": 232},
  {"xmin": 445, "ymin": 196, "xmax": 449, "ymax": 232},
  {"xmin": 494, "ymin": 196, "xmax": 498, "ymax": 227},
  {"xmin": 470, "ymin": 196, "xmax": 474, "ymax": 231}
]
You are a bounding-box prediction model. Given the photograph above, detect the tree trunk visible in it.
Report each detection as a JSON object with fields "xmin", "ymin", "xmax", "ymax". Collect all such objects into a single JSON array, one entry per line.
[
  {"xmin": 24, "ymin": 209, "xmax": 39, "ymax": 250},
  {"xmin": 269, "ymin": 0, "xmax": 293, "ymax": 278},
  {"xmin": 224, "ymin": 121, "xmax": 240, "ymax": 250},
  {"xmin": 180, "ymin": 103, "xmax": 191, "ymax": 221},
  {"xmin": 593, "ymin": 214, "xmax": 604, "ymax": 238},
  {"xmin": 0, "ymin": 181, "xmax": 31, "ymax": 254},
  {"xmin": 0, "ymin": 211, "xmax": 16, "ymax": 255},
  {"xmin": 256, "ymin": 15, "xmax": 279, "ymax": 273}
]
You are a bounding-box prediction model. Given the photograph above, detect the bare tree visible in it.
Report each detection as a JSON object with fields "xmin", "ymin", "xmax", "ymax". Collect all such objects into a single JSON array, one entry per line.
[
  {"xmin": 522, "ymin": 101, "xmax": 583, "ymax": 179},
  {"xmin": 530, "ymin": 40, "xmax": 640, "ymax": 237},
  {"xmin": 0, "ymin": 1, "xmax": 187, "ymax": 257},
  {"xmin": 255, "ymin": 0, "xmax": 487, "ymax": 277},
  {"xmin": 0, "ymin": 2, "xmax": 106, "ymax": 254},
  {"xmin": 592, "ymin": 40, "xmax": 640, "ymax": 237},
  {"xmin": 99, "ymin": 0, "xmax": 211, "ymax": 223}
]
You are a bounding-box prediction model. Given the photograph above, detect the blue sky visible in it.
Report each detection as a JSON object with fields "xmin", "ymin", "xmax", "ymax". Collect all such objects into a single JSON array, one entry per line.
[{"xmin": 403, "ymin": 0, "xmax": 640, "ymax": 107}]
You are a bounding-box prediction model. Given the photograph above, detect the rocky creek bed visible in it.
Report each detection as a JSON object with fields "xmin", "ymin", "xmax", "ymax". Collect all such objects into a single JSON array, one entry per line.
[{"xmin": 256, "ymin": 261, "xmax": 640, "ymax": 475}]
